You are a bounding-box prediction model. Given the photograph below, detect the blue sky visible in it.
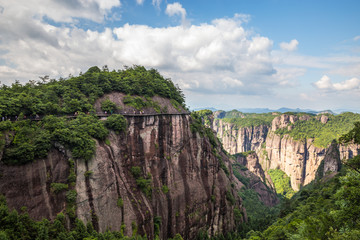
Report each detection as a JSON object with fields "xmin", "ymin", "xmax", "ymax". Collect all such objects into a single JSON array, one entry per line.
[{"xmin": 0, "ymin": 0, "xmax": 359, "ymax": 111}]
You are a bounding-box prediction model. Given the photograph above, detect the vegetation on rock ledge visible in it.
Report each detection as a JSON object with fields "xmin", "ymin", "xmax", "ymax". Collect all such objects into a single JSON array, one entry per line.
[
  {"xmin": 275, "ymin": 112, "xmax": 360, "ymax": 148},
  {"xmin": 218, "ymin": 110, "xmax": 277, "ymax": 127}
]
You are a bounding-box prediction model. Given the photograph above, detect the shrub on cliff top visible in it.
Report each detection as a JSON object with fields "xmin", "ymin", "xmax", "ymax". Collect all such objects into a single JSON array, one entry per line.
[
  {"xmin": 101, "ymin": 99, "xmax": 118, "ymax": 113},
  {"xmin": 0, "ymin": 65, "xmax": 185, "ymax": 118},
  {"xmin": 104, "ymin": 114, "xmax": 127, "ymax": 133}
]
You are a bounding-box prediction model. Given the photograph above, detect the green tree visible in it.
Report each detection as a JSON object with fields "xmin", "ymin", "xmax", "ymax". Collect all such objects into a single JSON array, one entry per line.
[
  {"xmin": 101, "ymin": 99, "xmax": 118, "ymax": 113},
  {"xmin": 104, "ymin": 114, "xmax": 127, "ymax": 133}
]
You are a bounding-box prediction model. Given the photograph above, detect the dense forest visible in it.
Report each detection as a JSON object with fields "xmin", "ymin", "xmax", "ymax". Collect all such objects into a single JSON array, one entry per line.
[
  {"xmin": 217, "ymin": 110, "xmax": 277, "ymax": 128},
  {"xmin": 0, "ymin": 65, "xmax": 185, "ymax": 118}
]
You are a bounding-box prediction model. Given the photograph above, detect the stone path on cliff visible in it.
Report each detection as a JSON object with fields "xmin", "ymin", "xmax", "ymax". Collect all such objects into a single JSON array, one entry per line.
[{"xmin": 96, "ymin": 112, "xmax": 190, "ymax": 118}]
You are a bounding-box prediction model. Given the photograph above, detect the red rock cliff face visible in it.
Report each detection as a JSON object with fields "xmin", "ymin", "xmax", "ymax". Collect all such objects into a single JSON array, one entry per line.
[
  {"xmin": 0, "ymin": 149, "xmax": 69, "ymax": 221},
  {"xmin": 0, "ymin": 114, "xmax": 243, "ymax": 239}
]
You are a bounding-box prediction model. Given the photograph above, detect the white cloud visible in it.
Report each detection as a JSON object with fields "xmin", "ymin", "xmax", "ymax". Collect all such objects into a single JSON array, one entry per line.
[
  {"xmin": 299, "ymin": 93, "xmax": 314, "ymax": 101},
  {"xmin": 354, "ymin": 36, "xmax": 360, "ymax": 41},
  {"xmin": 314, "ymin": 75, "xmax": 360, "ymax": 91},
  {"xmin": 0, "ymin": 7, "xmax": 284, "ymax": 95},
  {"xmin": 221, "ymin": 77, "xmax": 243, "ymax": 88},
  {"xmin": 152, "ymin": 0, "xmax": 162, "ymax": 8},
  {"xmin": 272, "ymin": 67, "xmax": 306, "ymax": 86},
  {"xmin": 165, "ymin": 2, "xmax": 187, "ymax": 25},
  {"xmin": 280, "ymin": 39, "xmax": 299, "ymax": 51},
  {"xmin": 330, "ymin": 62, "xmax": 360, "ymax": 77},
  {"xmin": 136, "ymin": 0, "xmax": 145, "ymax": 5},
  {"xmin": 314, "ymin": 75, "xmax": 333, "ymax": 89},
  {"xmin": 333, "ymin": 77, "xmax": 360, "ymax": 91},
  {"xmin": 0, "ymin": 0, "xmax": 121, "ymax": 24}
]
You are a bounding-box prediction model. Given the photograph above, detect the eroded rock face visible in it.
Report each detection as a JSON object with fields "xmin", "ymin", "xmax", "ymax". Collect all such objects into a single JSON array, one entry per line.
[
  {"xmin": 234, "ymin": 153, "xmax": 279, "ymax": 207},
  {"xmin": 0, "ymin": 149, "xmax": 69, "ymax": 221},
  {"xmin": 322, "ymin": 141, "xmax": 341, "ymax": 176},
  {"xmin": 212, "ymin": 119, "xmax": 268, "ymax": 155},
  {"xmin": 0, "ymin": 114, "xmax": 243, "ymax": 240},
  {"xmin": 271, "ymin": 115, "xmax": 297, "ymax": 131},
  {"xmin": 211, "ymin": 113, "xmax": 360, "ymax": 191},
  {"xmin": 339, "ymin": 143, "xmax": 360, "ymax": 160},
  {"xmin": 261, "ymin": 132, "xmax": 326, "ymax": 191}
]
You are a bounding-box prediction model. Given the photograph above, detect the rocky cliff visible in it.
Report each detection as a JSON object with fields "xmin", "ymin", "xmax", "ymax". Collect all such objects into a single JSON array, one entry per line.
[
  {"xmin": 212, "ymin": 119, "xmax": 268, "ymax": 154},
  {"xmin": 234, "ymin": 153, "xmax": 278, "ymax": 206},
  {"xmin": 261, "ymin": 131, "xmax": 325, "ymax": 190},
  {"xmin": 0, "ymin": 114, "xmax": 244, "ymax": 239},
  {"xmin": 211, "ymin": 113, "xmax": 360, "ymax": 191}
]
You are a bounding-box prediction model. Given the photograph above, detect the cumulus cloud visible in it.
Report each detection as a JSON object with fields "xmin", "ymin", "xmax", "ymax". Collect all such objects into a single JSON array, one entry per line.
[
  {"xmin": 0, "ymin": 0, "xmax": 304, "ymax": 98},
  {"xmin": 0, "ymin": 7, "xmax": 284, "ymax": 96},
  {"xmin": 280, "ymin": 39, "xmax": 299, "ymax": 51},
  {"xmin": 314, "ymin": 75, "xmax": 360, "ymax": 91},
  {"xmin": 165, "ymin": 2, "xmax": 187, "ymax": 25},
  {"xmin": 111, "ymin": 18, "xmax": 276, "ymax": 92},
  {"xmin": 333, "ymin": 77, "xmax": 360, "ymax": 90},
  {"xmin": 314, "ymin": 75, "xmax": 333, "ymax": 89}
]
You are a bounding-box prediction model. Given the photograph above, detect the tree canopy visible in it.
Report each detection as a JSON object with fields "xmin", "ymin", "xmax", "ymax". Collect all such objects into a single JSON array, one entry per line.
[{"xmin": 0, "ymin": 65, "xmax": 185, "ymax": 118}]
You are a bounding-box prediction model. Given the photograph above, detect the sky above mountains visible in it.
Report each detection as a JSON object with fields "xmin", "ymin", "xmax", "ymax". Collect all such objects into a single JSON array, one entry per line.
[{"xmin": 0, "ymin": 0, "xmax": 359, "ymax": 111}]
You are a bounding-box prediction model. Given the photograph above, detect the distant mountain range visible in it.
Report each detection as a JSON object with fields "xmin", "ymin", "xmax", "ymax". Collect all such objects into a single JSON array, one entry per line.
[{"xmin": 192, "ymin": 107, "xmax": 360, "ymax": 115}]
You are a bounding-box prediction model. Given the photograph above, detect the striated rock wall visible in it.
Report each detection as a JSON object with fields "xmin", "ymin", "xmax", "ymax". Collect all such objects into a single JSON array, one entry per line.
[
  {"xmin": 339, "ymin": 143, "xmax": 360, "ymax": 160},
  {"xmin": 0, "ymin": 149, "xmax": 69, "ymax": 221},
  {"xmin": 0, "ymin": 114, "xmax": 243, "ymax": 239},
  {"xmin": 261, "ymin": 132, "xmax": 325, "ymax": 191},
  {"xmin": 212, "ymin": 119, "xmax": 268, "ymax": 155},
  {"xmin": 212, "ymin": 113, "xmax": 360, "ymax": 191},
  {"xmin": 234, "ymin": 153, "xmax": 278, "ymax": 206}
]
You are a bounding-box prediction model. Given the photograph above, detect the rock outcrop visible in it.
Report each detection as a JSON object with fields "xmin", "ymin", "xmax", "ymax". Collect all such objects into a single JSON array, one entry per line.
[
  {"xmin": 211, "ymin": 113, "xmax": 360, "ymax": 191},
  {"xmin": 317, "ymin": 140, "xmax": 342, "ymax": 178},
  {"xmin": 261, "ymin": 132, "xmax": 325, "ymax": 191},
  {"xmin": 0, "ymin": 114, "xmax": 243, "ymax": 239},
  {"xmin": 212, "ymin": 119, "xmax": 268, "ymax": 154},
  {"xmin": 234, "ymin": 153, "xmax": 278, "ymax": 206}
]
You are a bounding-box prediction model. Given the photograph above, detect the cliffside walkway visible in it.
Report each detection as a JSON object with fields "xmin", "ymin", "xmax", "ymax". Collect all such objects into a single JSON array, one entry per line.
[
  {"xmin": 96, "ymin": 112, "xmax": 190, "ymax": 118},
  {"xmin": 1, "ymin": 111, "xmax": 191, "ymax": 122}
]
